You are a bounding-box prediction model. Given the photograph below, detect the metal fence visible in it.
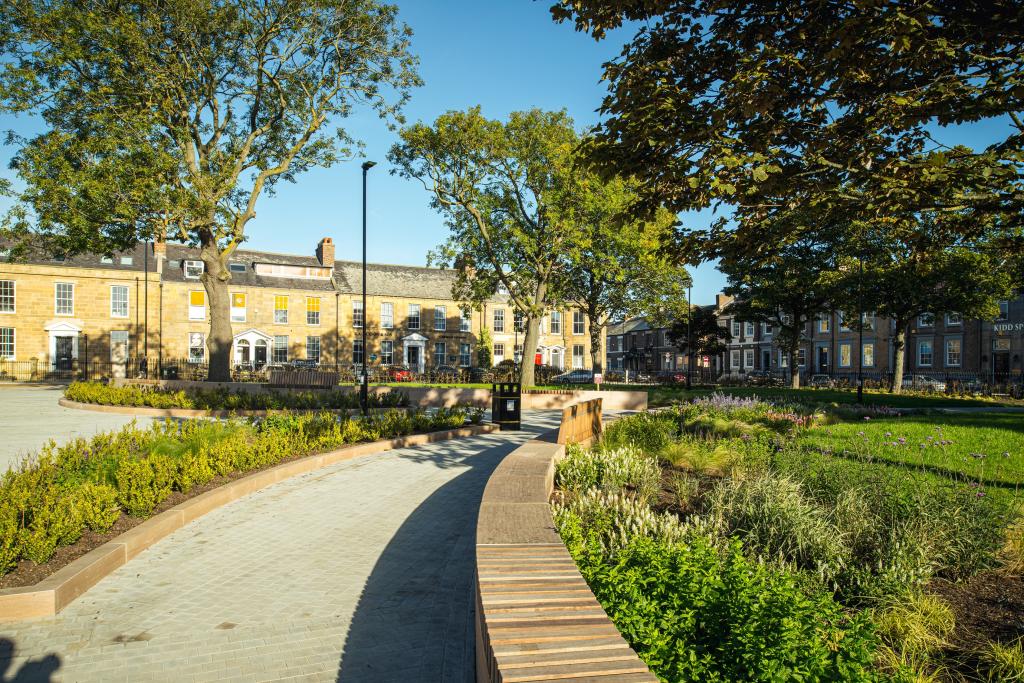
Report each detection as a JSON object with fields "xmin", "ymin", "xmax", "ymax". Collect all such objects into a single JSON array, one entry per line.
[{"xmin": 716, "ymin": 369, "xmax": 1024, "ymax": 398}]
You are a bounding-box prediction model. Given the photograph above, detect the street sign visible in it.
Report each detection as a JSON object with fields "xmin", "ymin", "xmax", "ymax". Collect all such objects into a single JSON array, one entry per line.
[{"xmin": 594, "ymin": 373, "xmax": 603, "ymax": 385}]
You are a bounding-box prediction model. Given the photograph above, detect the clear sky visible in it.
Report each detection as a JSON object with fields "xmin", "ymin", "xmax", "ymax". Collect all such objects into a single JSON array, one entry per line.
[{"xmin": 0, "ymin": 1, "xmax": 1015, "ymax": 306}]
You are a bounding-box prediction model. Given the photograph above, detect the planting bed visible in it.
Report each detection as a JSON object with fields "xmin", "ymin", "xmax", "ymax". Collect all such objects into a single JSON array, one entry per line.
[{"xmin": 552, "ymin": 393, "xmax": 1024, "ymax": 682}]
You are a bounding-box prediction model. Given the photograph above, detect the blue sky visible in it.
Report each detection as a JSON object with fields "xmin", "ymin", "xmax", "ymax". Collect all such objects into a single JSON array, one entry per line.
[{"xmin": 0, "ymin": 1, "xmax": 1015, "ymax": 306}]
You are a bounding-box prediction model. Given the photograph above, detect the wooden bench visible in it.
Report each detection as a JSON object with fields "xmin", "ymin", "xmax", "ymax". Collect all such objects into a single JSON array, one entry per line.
[
  {"xmin": 268, "ymin": 369, "xmax": 339, "ymax": 389},
  {"xmin": 555, "ymin": 398, "xmax": 603, "ymax": 446},
  {"xmin": 475, "ymin": 403, "xmax": 657, "ymax": 683}
]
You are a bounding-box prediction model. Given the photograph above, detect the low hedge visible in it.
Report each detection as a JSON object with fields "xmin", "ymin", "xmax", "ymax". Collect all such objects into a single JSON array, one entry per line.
[
  {"xmin": 0, "ymin": 405, "xmax": 483, "ymax": 576},
  {"xmin": 64, "ymin": 381, "xmax": 408, "ymax": 411}
]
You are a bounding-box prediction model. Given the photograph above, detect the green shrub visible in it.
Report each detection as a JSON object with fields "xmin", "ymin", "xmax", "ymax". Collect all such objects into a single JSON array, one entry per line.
[
  {"xmin": 20, "ymin": 490, "xmax": 82, "ymax": 564},
  {"xmin": 555, "ymin": 444, "xmax": 661, "ymax": 503},
  {"xmin": 0, "ymin": 496, "xmax": 21, "ymax": 573},
  {"xmin": 76, "ymin": 482, "xmax": 121, "ymax": 532},
  {"xmin": 601, "ymin": 412, "xmax": 678, "ymax": 454},
  {"xmin": 116, "ymin": 456, "xmax": 174, "ymax": 518},
  {"xmin": 705, "ymin": 472, "xmax": 850, "ymax": 586},
  {"xmin": 562, "ymin": 532, "xmax": 886, "ymax": 682},
  {"xmin": 553, "ymin": 489, "xmax": 693, "ymax": 555},
  {"xmin": 980, "ymin": 637, "xmax": 1024, "ymax": 682}
]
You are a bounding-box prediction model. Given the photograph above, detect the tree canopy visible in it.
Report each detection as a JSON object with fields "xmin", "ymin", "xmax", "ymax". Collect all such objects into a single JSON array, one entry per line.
[{"xmin": 0, "ymin": 0, "xmax": 419, "ymax": 379}]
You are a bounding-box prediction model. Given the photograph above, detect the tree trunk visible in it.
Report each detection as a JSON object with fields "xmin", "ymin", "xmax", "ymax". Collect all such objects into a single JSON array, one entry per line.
[
  {"xmin": 891, "ymin": 323, "xmax": 907, "ymax": 394},
  {"xmin": 519, "ymin": 315, "xmax": 540, "ymax": 387},
  {"xmin": 789, "ymin": 347, "xmax": 800, "ymax": 389},
  {"xmin": 200, "ymin": 245, "xmax": 233, "ymax": 382},
  {"xmin": 588, "ymin": 309, "xmax": 603, "ymax": 373}
]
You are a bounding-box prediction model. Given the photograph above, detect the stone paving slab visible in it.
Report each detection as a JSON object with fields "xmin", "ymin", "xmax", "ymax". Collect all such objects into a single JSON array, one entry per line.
[
  {"xmin": 0, "ymin": 386, "xmax": 161, "ymax": 471},
  {"xmin": 0, "ymin": 413, "xmax": 558, "ymax": 682}
]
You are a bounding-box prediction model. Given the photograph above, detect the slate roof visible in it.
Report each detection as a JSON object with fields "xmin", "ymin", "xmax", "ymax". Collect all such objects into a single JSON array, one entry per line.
[
  {"xmin": 607, "ymin": 318, "xmax": 651, "ymax": 336},
  {"xmin": 161, "ymin": 243, "xmax": 341, "ymax": 293},
  {"xmin": 334, "ymin": 259, "xmax": 459, "ymax": 300},
  {"xmin": 1, "ymin": 241, "xmax": 152, "ymax": 273}
]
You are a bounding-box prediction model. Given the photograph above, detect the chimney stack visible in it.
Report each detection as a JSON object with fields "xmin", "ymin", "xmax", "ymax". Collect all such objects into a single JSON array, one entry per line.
[{"xmin": 317, "ymin": 237, "xmax": 335, "ymax": 269}]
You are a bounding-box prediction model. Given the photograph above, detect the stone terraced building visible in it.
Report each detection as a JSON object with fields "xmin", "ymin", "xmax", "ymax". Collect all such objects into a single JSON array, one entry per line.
[{"xmin": 0, "ymin": 237, "xmax": 600, "ymax": 378}]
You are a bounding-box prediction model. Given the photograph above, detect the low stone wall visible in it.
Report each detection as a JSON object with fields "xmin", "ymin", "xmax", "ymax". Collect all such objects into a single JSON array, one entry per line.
[
  {"xmin": 522, "ymin": 389, "xmax": 646, "ymax": 411},
  {"xmin": 474, "ymin": 413, "xmax": 657, "ymax": 682},
  {"xmin": 0, "ymin": 423, "xmax": 498, "ymax": 622}
]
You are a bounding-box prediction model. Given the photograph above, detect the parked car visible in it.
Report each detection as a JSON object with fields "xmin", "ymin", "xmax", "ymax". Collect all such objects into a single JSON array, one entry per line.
[
  {"xmin": 901, "ymin": 374, "xmax": 947, "ymax": 392},
  {"xmin": 656, "ymin": 370, "xmax": 687, "ymax": 385},
  {"xmin": 809, "ymin": 374, "xmax": 835, "ymax": 388},
  {"xmin": 383, "ymin": 365, "xmax": 414, "ymax": 382},
  {"xmin": 552, "ymin": 369, "xmax": 595, "ymax": 385}
]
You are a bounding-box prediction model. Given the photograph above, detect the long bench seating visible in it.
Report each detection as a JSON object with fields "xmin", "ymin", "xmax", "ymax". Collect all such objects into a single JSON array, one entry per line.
[{"xmin": 268, "ymin": 369, "xmax": 339, "ymax": 389}]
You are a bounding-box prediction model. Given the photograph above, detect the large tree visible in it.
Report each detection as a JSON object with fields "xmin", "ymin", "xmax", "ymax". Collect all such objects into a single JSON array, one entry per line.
[
  {"xmin": 826, "ymin": 213, "xmax": 1015, "ymax": 393},
  {"xmin": 666, "ymin": 304, "xmax": 731, "ymax": 378},
  {"xmin": 556, "ymin": 173, "xmax": 684, "ymax": 372},
  {"xmin": 717, "ymin": 225, "xmax": 840, "ymax": 388},
  {"xmin": 390, "ymin": 108, "xmax": 590, "ymax": 387},
  {"xmin": 551, "ymin": 1, "xmax": 1024, "ymax": 267},
  {"xmin": 0, "ymin": 0, "xmax": 419, "ymax": 380}
]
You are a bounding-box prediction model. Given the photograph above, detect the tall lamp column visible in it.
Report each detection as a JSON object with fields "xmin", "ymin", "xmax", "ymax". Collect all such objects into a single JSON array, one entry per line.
[{"xmin": 361, "ymin": 160, "xmax": 376, "ymax": 416}]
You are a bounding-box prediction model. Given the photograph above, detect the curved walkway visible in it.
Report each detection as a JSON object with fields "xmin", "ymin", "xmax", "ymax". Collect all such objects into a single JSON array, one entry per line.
[{"xmin": 0, "ymin": 412, "xmax": 559, "ymax": 683}]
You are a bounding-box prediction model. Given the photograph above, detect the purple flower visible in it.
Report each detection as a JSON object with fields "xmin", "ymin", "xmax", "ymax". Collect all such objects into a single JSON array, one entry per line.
[
  {"xmin": 897, "ymin": 437, "xmax": 907, "ymax": 444},
  {"xmin": 864, "ymin": 416, "xmax": 871, "ymax": 421},
  {"xmin": 885, "ymin": 432, "xmax": 892, "ymax": 438}
]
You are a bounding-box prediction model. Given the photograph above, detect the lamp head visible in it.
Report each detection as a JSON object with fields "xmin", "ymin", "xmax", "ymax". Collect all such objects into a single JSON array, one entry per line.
[{"xmin": 361, "ymin": 160, "xmax": 377, "ymax": 171}]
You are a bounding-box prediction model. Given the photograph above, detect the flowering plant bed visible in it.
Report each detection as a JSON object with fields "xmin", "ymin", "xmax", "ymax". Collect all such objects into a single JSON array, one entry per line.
[{"xmin": 552, "ymin": 396, "xmax": 1024, "ymax": 681}]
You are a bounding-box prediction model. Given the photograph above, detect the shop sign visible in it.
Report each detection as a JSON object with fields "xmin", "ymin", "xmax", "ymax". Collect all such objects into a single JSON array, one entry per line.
[{"xmin": 994, "ymin": 323, "xmax": 1023, "ymax": 333}]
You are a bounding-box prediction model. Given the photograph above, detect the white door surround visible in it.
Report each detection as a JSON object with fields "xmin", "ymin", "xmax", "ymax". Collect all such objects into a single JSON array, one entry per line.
[
  {"xmin": 44, "ymin": 320, "xmax": 82, "ymax": 369},
  {"xmin": 233, "ymin": 329, "xmax": 274, "ymax": 366},
  {"xmin": 402, "ymin": 333, "xmax": 428, "ymax": 373}
]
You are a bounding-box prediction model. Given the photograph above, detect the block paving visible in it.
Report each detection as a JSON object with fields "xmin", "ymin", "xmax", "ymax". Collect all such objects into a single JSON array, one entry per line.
[{"xmin": 0, "ymin": 413, "xmax": 558, "ymax": 682}]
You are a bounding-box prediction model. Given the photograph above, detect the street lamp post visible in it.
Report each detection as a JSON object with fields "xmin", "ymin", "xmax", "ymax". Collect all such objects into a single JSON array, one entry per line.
[
  {"xmin": 857, "ymin": 254, "xmax": 864, "ymax": 404},
  {"xmin": 361, "ymin": 160, "xmax": 376, "ymax": 416}
]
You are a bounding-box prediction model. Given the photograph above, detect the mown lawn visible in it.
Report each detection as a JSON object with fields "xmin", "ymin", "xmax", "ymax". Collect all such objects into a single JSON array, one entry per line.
[{"xmin": 797, "ymin": 411, "xmax": 1024, "ymax": 500}]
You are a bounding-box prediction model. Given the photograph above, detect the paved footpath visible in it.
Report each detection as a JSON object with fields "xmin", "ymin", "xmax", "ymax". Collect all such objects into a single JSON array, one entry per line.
[
  {"xmin": 0, "ymin": 412, "xmax": 558, "ymax": 683},
  {"xmin": 0, "ymin": 386, "xmax": 160, "ymax": 472}
]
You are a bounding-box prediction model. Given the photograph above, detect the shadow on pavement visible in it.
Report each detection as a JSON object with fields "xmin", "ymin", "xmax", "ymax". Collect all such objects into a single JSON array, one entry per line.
[
  {"xmin": 335, "ymin": 414, "xmax": 557, "ymax": 682},
  {"xmin": 0, "ymin": 639, "xmax": 60, "ymax": 683}
]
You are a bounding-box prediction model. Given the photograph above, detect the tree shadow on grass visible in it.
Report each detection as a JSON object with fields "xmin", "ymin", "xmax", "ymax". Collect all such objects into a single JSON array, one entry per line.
[
  {"xmin": 0, "ymin": 639, "xmax": 60, "ymax": 682},
  {"xmin": 335, "ymin": 413, "xmax": 558, "ymax": 682}
]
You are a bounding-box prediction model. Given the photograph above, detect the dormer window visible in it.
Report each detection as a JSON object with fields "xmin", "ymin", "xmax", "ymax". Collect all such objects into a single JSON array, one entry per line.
[
  {"xmin": 184, "ymin": 260, "xmax": 204, "ymax": 279},
  {"xmin": 229, "ymin": 263, "xmax": 246, "ymax": 274},
  {"xmin": 101, "ymin": 256, "xmax": 114, "ymax": 264}
]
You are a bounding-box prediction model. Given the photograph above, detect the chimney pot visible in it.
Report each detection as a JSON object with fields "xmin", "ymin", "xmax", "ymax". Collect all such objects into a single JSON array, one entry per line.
[{"xmin": 317, "ymin": 237, "xmax": 335, "ymax": 269}]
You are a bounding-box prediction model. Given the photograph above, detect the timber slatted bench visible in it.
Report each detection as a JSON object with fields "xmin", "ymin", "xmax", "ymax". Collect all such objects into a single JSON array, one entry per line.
[
  {"xmin": 269, "ymin": 369, "xmax": 338, "ymax": 389},
  {"xmin": 475, "ymin": 398, "xmax": 657, "ymax": 683}
]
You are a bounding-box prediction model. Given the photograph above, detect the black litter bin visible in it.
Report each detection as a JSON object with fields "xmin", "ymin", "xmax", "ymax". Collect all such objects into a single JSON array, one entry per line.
[
  {"xmin": 161, "ymin": 366, "xmax": 179, "ymax": 380},
  {"xmin": 491, "ymin": 382, "xmax": 522, "ymax": 431}
]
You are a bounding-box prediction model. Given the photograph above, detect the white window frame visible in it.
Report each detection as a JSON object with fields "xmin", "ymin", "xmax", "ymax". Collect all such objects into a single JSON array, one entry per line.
[
  {"xmin": 493, "ymin": 342, "xmax": 505, "ymax": 360},
  {"xmin": 407, "ymin": 303, "xmax": 421, "ymax": 330},
  {"xmin": 110, "ymin": 285, "xmax": 129, "ymax": 319},
  {"xmin": 778, "ymin": 350, "xmax": 788, "ymax": 368},
  {"xmin": 55, "ymin": 282, "xmax": 75, "ymax": 316},
  {"xmin": 549, "ymin": 311, "xmax": 561, "ymax": 334},
  {"xmin": 353, "ymin": 339, "xmax": 364, "ymax": 365},
  {"xmin": 381, "ymin": 302, "xmax": 394, "ymax": 329},
  {"xmin": 230, "ymin": 292, "xmax": 246, "ymax": 323},
  {"xmin": 918, "ymin": 312, "xmax": 935, "ymax": 328},
  {"xmin": 945, "ymin": 338, "xmax": 962, "ymax": 367},
  {"xmin": 274, "ymin": 295, "xmax": 289, "ymax": 324},
  {"xmin": 817, "ymin": 317, "xmax": 830, "ymax": 333},
  {"xmin": 945, "ymin": 312, "xmax": 962, "ymax": 327},
  {"xmin": 798, "ymin": 348, "xmax": 806, "ymax": 367},
  {"xmin": 862, "ymin": 342, "xmax": 875, "ymax": 368},
  {"xmin": 917, "ymin": 340, "xmax": 933, "ymax": 367},
  {"xmin": 0, "ymin": 280, "xmax": 14, "ymax": 314},
  {"xmin": 762, "ymin": 322, "xmax": 773, "ymax": 336},
  {"xmin": 188, "ymin": 290, "xmax": 205, "ymax": 321},
  {"xmin": 434, "ymin": 305, "xmax": 447, "ymax": 331},
  {"xmin": 306, "ymin": 297, "xmax": 321, "ymax": 326},
  {"xmin": 272, "ymin": 335, "xmax": 289, "ymax": 363},
  {"xmin": 0, "ymin": 327, "xmax": 14, "ymax": 360},
  {"xmin": 109, "ymin": 330, "xmax": 130, "ymax": 362},
  {"xmin": 573, "ymin": 310, "xmax": 585, "ymax": 336},
  {"xmin": 493, "ymin": 308, "xmax": 505, "ymax": 333},
  {"xmin": 730, "ymin": 349, "xmax": 740, "ymax": 369},
  {"xmin": 459, "ymin": 342, "xmax": 471, "ymax": 367},
  {"xmin": 839, "ymin": 313, "xmax": 850, "ymax": 332},
  {"xmin": 183, "ymin": 260, "xmax": 204, "ymax": 280},
  {"xmin": 352, "ymin": 300, "xmax": 364, "ymax": 328},
  {"xmin": 306, "ymin": 335, "xmax": 321, "ymax": 363},
  {"xmin": 460, "ymin": 309, "xmax": 471, "ymax": 332},
  {"xmin": 839, "ymin": 342, "xmax": 852, "ymax": 368},
  {"xmin": 572, "ymin": 344, "xmax": 585, "ymax": 369},
  {"xmin": 743, "ymin": 349, "xmax": 754, "ymax": 368},
  {"xmin": 730, "ymin": 320, "xmax": 740, "ymax": 337},
  {"xmin": 381, "ymin": 340, "xmax": 394, "ymax": 365},
  {"xmin": 744, "ymin": 322, "xmax": 755, "ymax": 338},
  {"xmin": 188, "ymin": 332, "xmax": 205, "ymax": 363},
  {"xmin": 434, "ymin": 341, "xmax": 447, "ymax": 366}
]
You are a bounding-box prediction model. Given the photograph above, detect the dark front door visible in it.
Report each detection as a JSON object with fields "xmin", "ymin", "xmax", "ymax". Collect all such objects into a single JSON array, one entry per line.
[
  {"xmin": 994, "ymin": 352, "xmax": 1010, "ymax": 381},
  {"xmin": 55, "ymin": 336, "xmax": 74, "ymax": 371},
  {"xmin": 817, "ymin": 347, "xmax": 829, "ymax": 373},
  {"xmin": 254, "ymin": 342, "xmax": 267, "ymax": 368},
  {"xmin": 407, "ymin": 345, "xmax": 420, "ymax": 371}
]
